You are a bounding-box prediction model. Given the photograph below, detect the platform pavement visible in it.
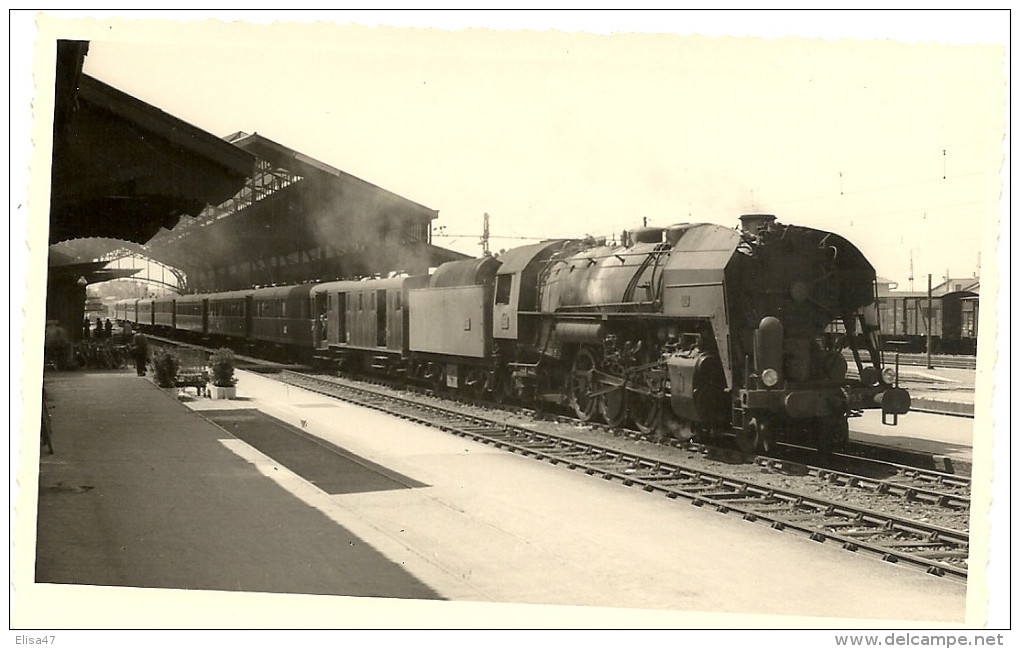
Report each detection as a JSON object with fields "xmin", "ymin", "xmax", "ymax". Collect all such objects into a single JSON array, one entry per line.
[
  {"xmin": 30, "ymin": 369, "xmax": 442, "ymax": 600},
  {"xmin": 909, "ymin": 393, "xmax": 975, "ymax": 417},
  {"xmin": 19, "ymin": 367, "xmax": 977, "ymax": 628},
  {"xmin": 185, "ymin": 369, "xmax": 969, "ymax": 622},
  {"xmin": 848, "ymin": 409, "xmax": 974, "ymax": 475},
  {"xmin": 882, "ymin": 368, "xmax": 977, "ymax": 470},
  {"xmin": 869, "ymin": 365, "xmax": 977, "ymax": 418}
]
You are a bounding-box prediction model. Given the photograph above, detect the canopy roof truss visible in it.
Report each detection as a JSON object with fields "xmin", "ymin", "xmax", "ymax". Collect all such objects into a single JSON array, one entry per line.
[
  {"xmin": 142, "ymin": 133, "xmax": 468, "ymax": 292},
  {"xmin": 154, "ymin": 157, "xmax": 304, "ymax": 247},
  {"xmin": 98, "ymin": 248, "xmax": 188, "ymax": 293}
]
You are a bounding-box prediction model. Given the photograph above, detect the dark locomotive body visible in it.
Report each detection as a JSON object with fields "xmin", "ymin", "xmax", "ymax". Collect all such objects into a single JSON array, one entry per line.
[
  {"xmin": 115, "ymin": 214, "xmax": 910, "ymax": 452},
  {"xmin": 491, "ymin": 214, "xmax": 909, "ymax": 451}
]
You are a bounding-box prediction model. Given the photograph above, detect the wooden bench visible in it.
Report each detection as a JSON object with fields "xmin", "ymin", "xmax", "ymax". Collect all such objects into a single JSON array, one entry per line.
[{"xmin": 176, "ymin": 370, "xmax": 208, "ymax": 397}]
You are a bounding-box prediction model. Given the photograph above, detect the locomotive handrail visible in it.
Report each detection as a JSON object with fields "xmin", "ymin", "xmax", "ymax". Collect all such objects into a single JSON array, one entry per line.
[
  {"xmin": 526, "ymin": 309, "xmax": 689, "ymax": 319},
  {"xmin": 621, "ymin": 243, "xmax": 669, "ymax": 305},
  {"xmin": 549, "ymin": 249, "xmax": 675, "ymax": 265},
  {"xmin": 664, "ymin": 281, "xmax": 725, "ymax": 289},
  {"xmin": 552, "ymin": 301, "xmax": 659, "ymax": 311}
]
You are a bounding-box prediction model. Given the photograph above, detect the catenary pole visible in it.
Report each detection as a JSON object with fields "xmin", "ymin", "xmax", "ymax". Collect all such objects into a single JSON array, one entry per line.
[{"xmin": 926, "ymin": 274, "xmax": 934, "ymax": 370}]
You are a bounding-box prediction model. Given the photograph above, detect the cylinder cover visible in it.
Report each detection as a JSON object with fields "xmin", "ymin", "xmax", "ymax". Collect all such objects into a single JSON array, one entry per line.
[{"xmin": 666, "ymin": 351, "xmax": 728, "ymax": 423}]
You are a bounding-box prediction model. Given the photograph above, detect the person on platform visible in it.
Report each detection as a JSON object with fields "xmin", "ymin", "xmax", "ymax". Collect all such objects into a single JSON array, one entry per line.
[
  {"xmin": 96, "ymin": 317, "xmax": 104, "ymax": 339},
  {"xmin": 131, "ymin": 331, "xmax": 149, "ymax": 376},
  {"xmin": 104, "ymin": 318, "xmax": 113, "ymax": 339},
  {"xmin": 83, "ymin": 317, "xmax": 91, "ymax": 339}
]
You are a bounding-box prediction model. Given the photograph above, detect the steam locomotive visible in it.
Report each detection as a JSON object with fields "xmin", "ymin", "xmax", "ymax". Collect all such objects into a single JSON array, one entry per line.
[{"xmin": 117, "ymin": 214, "xmax": 910, "ymax": 453}]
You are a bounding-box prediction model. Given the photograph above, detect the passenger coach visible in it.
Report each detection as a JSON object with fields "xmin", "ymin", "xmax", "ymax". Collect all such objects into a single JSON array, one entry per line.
[
  {"xmin": 207, "ymin": 289, "xmax": 254, "ymax": 341},
  {"xmin": 309, "ymin": 275, "xmax": 427, "ymax": 372}
]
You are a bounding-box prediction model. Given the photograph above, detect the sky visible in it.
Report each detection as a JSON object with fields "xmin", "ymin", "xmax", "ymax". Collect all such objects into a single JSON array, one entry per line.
[{"xmin": 23, "ymin": 10, "xmax": 1005, "ymax": 292}]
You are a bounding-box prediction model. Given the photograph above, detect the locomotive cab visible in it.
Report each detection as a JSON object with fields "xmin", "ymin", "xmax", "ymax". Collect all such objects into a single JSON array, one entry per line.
[{"xmin": 492, "ymin": 240, "xmax": 580, "ymax": 342}]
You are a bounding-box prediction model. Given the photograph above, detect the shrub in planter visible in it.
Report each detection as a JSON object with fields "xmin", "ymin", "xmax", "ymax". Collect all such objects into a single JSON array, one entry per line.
[
  {"xmin": 209, "ymin": 348, "xmax": 237, "ymax": 388},
  {"xmin": 152, "ymin": 349, "xmax": 180, "ymax": 388}
]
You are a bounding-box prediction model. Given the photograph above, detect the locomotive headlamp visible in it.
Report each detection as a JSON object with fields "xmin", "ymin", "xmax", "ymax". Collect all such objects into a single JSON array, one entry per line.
[
  {"xmin": 881, "ymin": 367, "xmax": 897, "ymax": 385},
  {"xmin": 761, "ymin": 368, "xmax": 779, "ymax": 387}
]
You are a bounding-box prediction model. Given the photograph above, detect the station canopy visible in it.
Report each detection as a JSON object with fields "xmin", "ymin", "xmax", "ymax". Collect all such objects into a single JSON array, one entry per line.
[
  {"xmin": 47, "ymin": 41, "xmax": 467, "ymax": 293},
  {"xmin": 140, "ymin": 132, "xmax": 468, "ymax": 292},
  {"xmin": 48, "ymin": 41, "xmax": 256, "ymax": 247}
]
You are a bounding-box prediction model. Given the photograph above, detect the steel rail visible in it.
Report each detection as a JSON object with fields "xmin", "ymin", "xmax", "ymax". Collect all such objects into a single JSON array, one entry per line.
[
  {"xmin": 753, "ymin": 457, "xmax": 971, "ymax": 510},
  {"xmin": 278, "ymin": 370, "xmax": 970, "ymax": 582}
]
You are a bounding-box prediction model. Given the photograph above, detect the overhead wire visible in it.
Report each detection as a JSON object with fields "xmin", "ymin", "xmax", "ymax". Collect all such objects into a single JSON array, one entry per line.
[{"xmin": 431, "ymin": 164, "xmax": 998, "ymax": 252}]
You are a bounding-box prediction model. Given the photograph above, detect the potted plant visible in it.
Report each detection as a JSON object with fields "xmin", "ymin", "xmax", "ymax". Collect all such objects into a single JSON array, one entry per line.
[
  {"xmin": 209, "ymin": 347, "xmax": 238, "ymax": 399},
  {"xmin": 152, "ymin": 349, "xmax": 179, "ymax": 389}
]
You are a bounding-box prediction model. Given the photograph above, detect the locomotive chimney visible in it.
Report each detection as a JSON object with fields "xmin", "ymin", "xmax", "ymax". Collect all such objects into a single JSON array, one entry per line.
[{"xmin": 739, "ymin": 214, "xmax": 777, "ymax": 233}]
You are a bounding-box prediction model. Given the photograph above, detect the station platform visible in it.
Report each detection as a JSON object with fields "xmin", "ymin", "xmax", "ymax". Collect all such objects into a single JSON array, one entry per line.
[
  {"xmin": 848, "ymin": 409, "xmax": 975, "ymax": 475},
  {"xmin": 855, "ymin": 364, "xmax": 978, "ymax": 418},
  {"xmin": 18, "ymin": 367, "xmax": 977, "ymax": 629},
  {"xmin": 30, "ymin": 370, "xmax": 442, "ymax": 597}
]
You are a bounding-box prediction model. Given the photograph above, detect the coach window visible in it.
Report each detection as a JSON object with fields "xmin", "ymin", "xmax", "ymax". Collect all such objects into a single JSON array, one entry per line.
[{"xmin": 495, "ymin": 274, "xmax": 513, "ymax": 305}]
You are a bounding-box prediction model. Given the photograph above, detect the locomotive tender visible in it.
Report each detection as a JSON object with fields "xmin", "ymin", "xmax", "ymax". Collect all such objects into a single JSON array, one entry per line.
[{"xmin": 118, "ymin": 214, "xmax": 910, "ymax": 452}]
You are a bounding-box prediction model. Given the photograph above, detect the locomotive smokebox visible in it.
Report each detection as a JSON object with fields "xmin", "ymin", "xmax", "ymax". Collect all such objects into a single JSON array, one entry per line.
[{"xmin": 739, "ymin": 213, "xmax": 777, "ymax": 233}]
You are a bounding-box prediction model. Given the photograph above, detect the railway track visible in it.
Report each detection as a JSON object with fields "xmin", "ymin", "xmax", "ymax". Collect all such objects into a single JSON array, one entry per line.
[
  {"xmin": 277, "ymin": 369, "xmax": 970, "ymax": 582},
  {"xmin": 843, "ymin": 350, "xmax": 976, "ymax": 371},
  {"xmin": 150, "ymin": 334, "xmax": 973, "ymax": 460},
  {"xmin": 286, "ymin": 368, "xmax": 971, "ymax": 506},
  {"xmin": 880, "ymin": 352, "xmax": 977, "ymax": 371},
  {"xmin": 752, "ymin": 455, "xmax": 970, "ymax": 510},
  {"xmin": 299, "ymin": 360, "xmax": 973, "ymax": 479}
]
